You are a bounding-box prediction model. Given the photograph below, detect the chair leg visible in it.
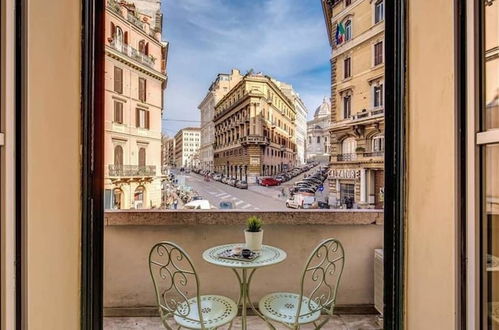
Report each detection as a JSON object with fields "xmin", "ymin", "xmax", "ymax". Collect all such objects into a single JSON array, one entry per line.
[{"xmin": 313, "ymin": 315, "xmax": 331, "ymax": 330}]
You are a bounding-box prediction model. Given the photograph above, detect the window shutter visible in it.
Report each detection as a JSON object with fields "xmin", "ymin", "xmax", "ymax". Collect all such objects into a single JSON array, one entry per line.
[
  {"xmin": 145, "ymin": 42, "xmax": 149, "ymax": 55},
  {"xmin": 136, "ymin": 109, "xmax": 140, "ymax": 127},
  {"xmin": 124, "ymin": 31, "xmax": 128, "ymax": 45},
  {"xmin": 114, "ymin": 67, "xmax": 123, "ymax": 94},
  {"xmin": 111, "ymin": 22, "xmax": 116, "ymax": 38},
  {"xmin": 145, "ymin": 111, "xmax": 150, "ymax": 129}
]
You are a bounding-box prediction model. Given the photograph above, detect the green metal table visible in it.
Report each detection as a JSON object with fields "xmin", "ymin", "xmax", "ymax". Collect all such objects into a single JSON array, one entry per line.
[{"xmin": 202, "ymin": 244, "xmax": 287, "ymax": 330}]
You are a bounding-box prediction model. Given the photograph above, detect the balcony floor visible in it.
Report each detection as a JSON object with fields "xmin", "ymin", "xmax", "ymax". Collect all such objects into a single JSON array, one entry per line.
[{"xmin": 104, "ymin": 315, "xmax": 381, "ymax": 329}]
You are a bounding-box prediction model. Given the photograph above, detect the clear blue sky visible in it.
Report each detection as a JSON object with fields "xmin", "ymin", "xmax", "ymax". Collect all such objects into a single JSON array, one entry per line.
[{"xmin": 161, "ymin": 0, "xmax": 331, "ymax": 136}]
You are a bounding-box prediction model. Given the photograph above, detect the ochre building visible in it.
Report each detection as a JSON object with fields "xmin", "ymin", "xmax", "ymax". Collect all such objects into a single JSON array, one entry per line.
[
  {"xmin": 213, "ymin": 74, "xmax": 297, "ymax": 183},
  {"xmin": 322, "ymin": 0, "xmax": 385, "ymax": 209}
]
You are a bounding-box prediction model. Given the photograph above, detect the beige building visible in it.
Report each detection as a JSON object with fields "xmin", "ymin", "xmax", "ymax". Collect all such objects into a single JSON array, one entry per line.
[
  {"xmin": 104, "ymin": 0, "xmax": 168, "ymax": 209},
  {"xmin": 161, "ymin": 135, "xmax": 175, "ymax": 168},
  {"xmin": 174, "ymin": 127, "xmax": 201, "ymax": 168},
  {"xmin": 322, "ymin": 0, "xmax": 385, "ymax": 209},
  {"xmin": 213, "ymin": 73, "xmax": 297, "ymax": 183},
  {"xmin": 198, "ymin": 69, "xmax": 243, "ymax": 171}
]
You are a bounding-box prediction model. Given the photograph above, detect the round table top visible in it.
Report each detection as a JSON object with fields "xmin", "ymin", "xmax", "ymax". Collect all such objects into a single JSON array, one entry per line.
[{"xmin": 202, "ymin": 244, "xmax": 287, "ymax": 269}]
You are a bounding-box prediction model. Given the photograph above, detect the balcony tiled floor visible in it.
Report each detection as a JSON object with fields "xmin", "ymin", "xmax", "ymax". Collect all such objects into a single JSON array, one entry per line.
[{"xmin": 104, "ymin": 315, "xmax": 381, "ymax": 329}]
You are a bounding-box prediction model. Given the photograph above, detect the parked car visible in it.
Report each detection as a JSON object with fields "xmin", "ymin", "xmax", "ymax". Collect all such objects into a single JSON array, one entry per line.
[
  {"xmin": 228, "ymin": 178, "xmax": 237, "ymax": 186},
  {"xmin": 219, "ymin": 201, "xmax": 234, "ymax": 209},
  {"xmin": 317, "ymin": 201, "xmax": 330, "ymax": 209},
  {"xmin": 191, "ymin": 196, "xmax": 205, "ymax": 201},
  {"xmin": 261, "ymin": 178, "xmax": 280, "ymax": 187},
  {"xmin": 213, "ymin": 174, "xmax": 222, "ymax": 181},
  {"xmin": 236, "ymin": 180, "xmax": 248, "ymax": 189}
]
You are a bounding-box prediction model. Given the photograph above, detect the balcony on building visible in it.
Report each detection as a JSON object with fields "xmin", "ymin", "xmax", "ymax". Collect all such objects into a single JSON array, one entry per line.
[
  {"xmin": 108, "ymin": 164, "xmax": 156, "ymax": 177},
  {"xmin": 334, "ymin": 151, "xmax": 384, "ymax": 163},
  {"xmin": 103, "ymin": 210, "xmax": 384, "ymax": 329},
  {"xmin": 239, "ymin": 135, "xmax": 269, "ymax": 146},
  {"xmin": 332, "ymin": 107, "xmax": 385, "ymax": 129},
  {"xmin": 108, "ymin": 39, "xmax": 155, "ymax": 68}
]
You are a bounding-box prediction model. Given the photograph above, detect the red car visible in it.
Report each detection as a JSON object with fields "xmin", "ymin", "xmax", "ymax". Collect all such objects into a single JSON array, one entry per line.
[{"xmin": 260, "ymin": 178, "xmax": 280, "ymax": 187}]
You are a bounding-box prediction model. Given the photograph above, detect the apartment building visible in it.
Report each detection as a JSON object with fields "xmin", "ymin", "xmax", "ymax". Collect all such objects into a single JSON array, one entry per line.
[
  {"xmin": 104, "ymin": 0, "xmax": 168, "ymax": 209},
  {"xmin": 273, "ymin": 81, "xmax": 309, "ymax": 165},
  {"xmin": 322, "ymin": 0, "xmax": 385, "ymax": 209},
  {"xmin": 213, "ymin": 73, "xmax": 297, "ymax": 183},
  {"xmin": 161, "ymin": 135, "xmax": 175, "ymax": 169},
  {"xmin": 198, "ymin": 69, "xmax": 243, "ymax": 171},
  {"xmin": 174, "ymin": 127, "xmax": 201, "ymax": 168}
]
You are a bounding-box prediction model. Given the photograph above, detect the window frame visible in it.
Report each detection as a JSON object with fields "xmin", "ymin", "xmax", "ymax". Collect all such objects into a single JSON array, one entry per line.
[
  {"xmin": 344, "ymin": 56, "xmax": 351, "ymax": 79},
  {"xmin": 79, "ymin": 1, "xmax": 409, "ymax": 330}
]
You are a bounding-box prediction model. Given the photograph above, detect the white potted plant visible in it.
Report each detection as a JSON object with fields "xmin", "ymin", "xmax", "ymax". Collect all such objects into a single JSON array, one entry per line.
[{"xmin": 245, "ymin": 216, "xmax": 263, "ymax": 251}]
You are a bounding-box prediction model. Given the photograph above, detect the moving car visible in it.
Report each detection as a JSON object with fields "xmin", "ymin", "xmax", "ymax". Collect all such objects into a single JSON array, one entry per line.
[
  {"xmin": 285, "ymin": 194, "xmax": 316, "ymax": 209},
  {"xmin": 184, "ymin": 200, "xmax": 211, "ymax": 210},
  {"xmin": 260, "ymin": 178, "xmax": 280, "ymax": 187}
]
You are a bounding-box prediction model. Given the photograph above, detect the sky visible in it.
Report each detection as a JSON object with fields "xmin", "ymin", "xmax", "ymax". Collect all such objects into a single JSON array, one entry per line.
[{"xmin": 161, "ymin": 0, "xmax": 331, "ymax": 136}]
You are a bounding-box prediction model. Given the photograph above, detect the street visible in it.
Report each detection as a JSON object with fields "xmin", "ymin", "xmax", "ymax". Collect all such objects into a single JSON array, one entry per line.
[{"xmin": 171, "ymin": 163, "xmax": 329, "ymax": 211}]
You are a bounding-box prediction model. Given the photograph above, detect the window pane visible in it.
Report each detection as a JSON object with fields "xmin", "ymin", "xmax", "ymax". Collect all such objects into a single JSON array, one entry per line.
[
  {"xmin": 484, "ymin": 0, "xmax": 498, "ymax": 130},
  {"xmin": 483, "ymin": 144, "xmax": 499, "ymax": 328}
]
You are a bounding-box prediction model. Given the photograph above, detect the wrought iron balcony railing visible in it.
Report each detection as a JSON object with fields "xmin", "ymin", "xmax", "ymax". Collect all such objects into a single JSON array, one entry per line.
[
  {"xmin": 336, "ymin": 153, "xmax": 357, "ymax": 161},
  {"xmin": 363, "ymin": 151, "xmax": 384, "ymax": 158},
  {"xmin": 108, "ymin": 165, "xmax": 156, "ymax": 177},
  {"xmin": 109, "ymin": 40, "xmax": 155, "ymax": 68}
]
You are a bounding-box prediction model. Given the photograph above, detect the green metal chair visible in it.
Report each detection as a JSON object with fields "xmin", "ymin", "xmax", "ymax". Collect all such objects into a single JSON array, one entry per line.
[
  {"xmin": 149, "ymin": 241, "xmax": 238, "ymax": 330},
  {"xmin": 258, "ymin": 238, "xmax": 345, "ymax": 329}
]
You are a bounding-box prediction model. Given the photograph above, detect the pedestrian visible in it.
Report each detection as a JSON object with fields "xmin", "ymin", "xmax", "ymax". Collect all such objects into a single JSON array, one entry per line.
[
  {"xmin": 173, "ymin": 199, "xmax": 178, "ymax": 210},
  {"xmin": 281, "ymin": 187, "xmax": 286, "ymax": 197}
]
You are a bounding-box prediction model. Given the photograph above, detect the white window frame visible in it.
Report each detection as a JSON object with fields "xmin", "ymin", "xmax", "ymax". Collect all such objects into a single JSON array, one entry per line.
[
  {"xmin": 373, "ymin": 0, "xmax": 384, "ymax": 24},
  {"xmin": 371, "ymin": 79, "xmax": 384, "ymax": 109}
]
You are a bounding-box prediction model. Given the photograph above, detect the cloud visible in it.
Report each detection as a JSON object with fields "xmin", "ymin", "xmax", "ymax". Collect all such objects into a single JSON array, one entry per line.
[{"xmin": 162, "ymin": 0, "xmax": 331, "ymax": 135}]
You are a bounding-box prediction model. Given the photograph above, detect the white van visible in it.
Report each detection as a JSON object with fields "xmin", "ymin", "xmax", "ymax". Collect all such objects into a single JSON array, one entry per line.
[
  {"xmin": 184, "ymin": 200, "xmax": 211, "ymax": 210},
  {"xmin": 285, "ymin": 194, "xmax": 316, "ymax": 209}
]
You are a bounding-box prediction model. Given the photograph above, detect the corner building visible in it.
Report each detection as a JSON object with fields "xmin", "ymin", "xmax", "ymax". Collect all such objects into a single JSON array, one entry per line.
[
  {"xmin": 103, "ymin": 0, "xmax": 168, "ymax": 209},
  {"xmin": 213, "ymin": 74, "xmax": 297, "ymax": 183},
  {"xmin": 322, "ymin": 0, "xmax": 385, "ymax": 209}
]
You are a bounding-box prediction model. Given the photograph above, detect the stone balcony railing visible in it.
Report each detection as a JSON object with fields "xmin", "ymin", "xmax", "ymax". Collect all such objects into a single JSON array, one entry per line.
[
  {"xmin": 239, "ymin": 135, "xmax": 270, "ymax": 146},
  {"xmin": 109, "ymin": 40, "xmax": 155, "ymax": 68},
  {"xmin": 332, "ymin": 108, "xmax": 385, "ymax": 128},
  {"xmin": 108, "ymin": 164, "xmax": 156, "ymax": 177},
  {"xmin": 335, "ymin": 151, "xmax": 384, "ymax": 162},
  {"xmin": 103, "ymin": 210, "xmax": 383, "ymax": 317}
]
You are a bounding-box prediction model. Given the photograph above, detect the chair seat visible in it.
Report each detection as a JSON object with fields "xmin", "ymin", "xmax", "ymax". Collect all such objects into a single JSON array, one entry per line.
[
  {"xmin": 174, "ymin": 295, "xmax": 237, "ymax": 329},
  {"xmin": 259, "ymin": 292, "xmax": 321, "ymax": 325}
]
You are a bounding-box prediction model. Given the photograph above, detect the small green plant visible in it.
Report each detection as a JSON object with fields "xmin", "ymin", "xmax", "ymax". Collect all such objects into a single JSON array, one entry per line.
[{"xmin": 246, "ymin": 216, "xmax": 263, "ymax": 232}]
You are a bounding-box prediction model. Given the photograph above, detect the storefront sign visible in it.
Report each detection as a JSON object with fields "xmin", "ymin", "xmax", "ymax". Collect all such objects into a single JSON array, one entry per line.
[{"xmin": 329, "ymin": 169, "xmax": 359, "ymax": 179}]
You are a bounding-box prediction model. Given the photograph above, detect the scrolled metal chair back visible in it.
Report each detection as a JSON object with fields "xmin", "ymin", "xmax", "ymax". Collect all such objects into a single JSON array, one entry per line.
[
  {"xmin": 294, "ymin": 238, "xmax": 345, "ymax": 324},
  {"xmin": 149, "ymin": 241, "xmax": 204, "ymax": 328}
]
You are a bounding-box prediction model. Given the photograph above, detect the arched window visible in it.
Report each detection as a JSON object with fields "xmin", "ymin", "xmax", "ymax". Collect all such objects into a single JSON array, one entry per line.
[
  {"xmin": 134, "ymin": 186, "xmax": 145, "ymax": 209},
  {"xmin": 372, "ymin": 135, "xmax": 385, "ymax": 152},
  {"xmin": 138, "ymin": 40, "xmax": 148, "ymax": 55},
  {"xmin": 342, "ymin": 137, "xmax": 357, "ymax": 154},
  {"xmin": 113, "ymin": 188, "xmax": 123, "ymax": 209},
  {"xmin": 114, "ymin": 145, "xmax": 123, "ymax": 166},
  {"xmin": 115, "ymin": 26, "xmax": 123, "ymax": 51},
  {"xmin": 138, "ymin": 147, "xmax": 146, "ymax": 167},
  {"xmin": 345, "ymin": 20, "xmax": 352, "ymax": 41}
]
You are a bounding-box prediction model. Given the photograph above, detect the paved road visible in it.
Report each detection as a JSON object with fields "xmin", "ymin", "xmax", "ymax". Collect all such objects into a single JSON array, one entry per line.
[{"xmin": 182, "ymin": 172, "xmax": 286, "ymax": 210}]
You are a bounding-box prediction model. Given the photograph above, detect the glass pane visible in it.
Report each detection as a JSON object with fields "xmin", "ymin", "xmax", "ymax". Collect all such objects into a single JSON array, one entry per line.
[
  {"xmin": 484, "ymin": 0, "xmax": 499, "ymax": 130},
  {"xmin": 483, "ymin": 144, "xmax": 499, "ymax": 328}
]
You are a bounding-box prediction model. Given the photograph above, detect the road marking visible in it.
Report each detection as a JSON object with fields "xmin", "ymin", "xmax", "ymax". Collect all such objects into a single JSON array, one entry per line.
[
  {"xmin": 235, "ymin": 201, "xmax": 244, "ymax": 206},
  {"xmin": 220, "ymin": 194, "xmax": 231, "ymax": 199},
  {"xmin": 215, "ymin": 192, "xmax": 227, "ymax": 197},
  {"xmin": 241, "ymin": 204, "xmax": 251, "ymax": 209},
  {"xmin": 254, "ymin": 207, "xmax": 260, "ymax": 210},
  {"xmin": 231, "ymin": 197, "xmax": 238, "ymax": 201}
]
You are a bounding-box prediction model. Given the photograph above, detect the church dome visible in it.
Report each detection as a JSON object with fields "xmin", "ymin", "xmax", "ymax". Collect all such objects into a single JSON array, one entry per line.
[{"xmin": 314, "ymin": 97, "xmax": 331, "ymax": 118}]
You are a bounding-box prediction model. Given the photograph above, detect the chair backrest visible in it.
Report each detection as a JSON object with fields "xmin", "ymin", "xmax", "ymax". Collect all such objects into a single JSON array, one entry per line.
[
  {"xmin": 148, "ymin": 241, "xmax": 204, "ymax": 327},
  {"xmin": 294, "ymin": 238, "xmax": 345, "ymax": 323}
]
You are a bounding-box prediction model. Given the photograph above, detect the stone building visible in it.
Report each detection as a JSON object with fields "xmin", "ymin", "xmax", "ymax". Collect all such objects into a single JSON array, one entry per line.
[
  {"xmin": 198, "ymin": 69, "xmax": 243, "ymax": 171},
  {"xmin": 273, "ymin": 81, "xmax": 309, "ymax": 165},
  {"xmin": 174, "ymin": 127, "xmax": 201, "ymax": 168},
  {"xmin": 322, "ymin": 0, "xmax": 385, "ymax": 209},
  {"xmin": 306, "ymin": 98, "xmax": 331, "ymax": 162},
  {"xmin": 161, "ymin": 135, "xmax": 175, "ymax": 169},
  {"xmin": 213, "ymin": 73, "xmax": 297, "ymax": 183},
  {"xmin": 104, "ymin": 0, "xmax": 168, "ymax": 209}
]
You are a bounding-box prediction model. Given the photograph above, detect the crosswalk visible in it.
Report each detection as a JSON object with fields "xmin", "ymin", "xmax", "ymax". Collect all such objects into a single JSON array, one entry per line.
[{"xmin": 207, "ymin": 191, "xmax": 257, "ymax": 210}]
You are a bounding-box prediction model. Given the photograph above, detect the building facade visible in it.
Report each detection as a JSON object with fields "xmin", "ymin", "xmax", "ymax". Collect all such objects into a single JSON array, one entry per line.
[
  {"xmin": 104, "ymin": 0, "xmax": 168, "ymax": 209},
  {"xmin": 306, "ymin": 98, "xmax": 331, "ymax": 162},
  {"xmin": 198, "ymin": 69, "xmax": 243, "ymax": 171},
  {"xmin": 174, "ymin": 127, "xmax": 201, "ymax": 168},
  {"xmin": 161, "ymin": 135, "xmax": 175, "ymax": 169},
  {"xmin": 213, "ymin": 73, "xmax": 297, "ymax": 183},
  {"xmin": 322, "ymin": 0, "xmax": 385, "ymax": 209},
  {"xmin": 273, "ymin": 81, "xmax": 309, "ymax": 165}
]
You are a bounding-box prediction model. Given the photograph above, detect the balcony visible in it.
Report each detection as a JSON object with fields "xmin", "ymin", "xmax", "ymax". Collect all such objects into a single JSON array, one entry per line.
[
  {"xmin": 127, "ymin": 12, "xmax": 144, "ymax": 30},
  {"xmin": 363, "ymin": 151, "xmax": 384, "ymax": 158},
  {"xmin": 336, "ymin": 153, "xmax": 357, "ymax": 161},
  {"xmin": 109, "ymin": 40, "xmax": 155, "ymax": 68},
  {"xmin": 332, "ymin": 108, "xmax": 384, "ymax": 128},
  {"xmin": 103, "ymin": 210, "xmax": 383, "ymax": 329},
  {"xmin": 239, "ymin": 135, "xmax": 269, "ymax": 146},
  {"xmin": 108, "ymin": 164, "xmax": 156, "ymax": 177}
]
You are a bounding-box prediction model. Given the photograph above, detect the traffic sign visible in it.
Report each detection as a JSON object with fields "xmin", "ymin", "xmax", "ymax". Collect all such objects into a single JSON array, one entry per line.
[{"xmin": 318, "ymin": 185, "xmax": 324, "ymax": 192}]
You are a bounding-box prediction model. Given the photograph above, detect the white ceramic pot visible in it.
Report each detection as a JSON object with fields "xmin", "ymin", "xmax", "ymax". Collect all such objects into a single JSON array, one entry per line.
[{"xmin": 244, "ymin": 230, "xmax": 263, "ymax": 251}]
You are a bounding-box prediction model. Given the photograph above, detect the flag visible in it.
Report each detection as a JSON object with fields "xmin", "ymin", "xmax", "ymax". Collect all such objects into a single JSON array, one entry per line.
[{"xmin": 336, "ymin": 23, "xmax": 345, "ymax": 44}]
